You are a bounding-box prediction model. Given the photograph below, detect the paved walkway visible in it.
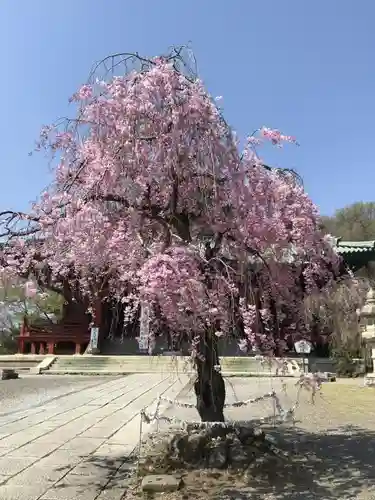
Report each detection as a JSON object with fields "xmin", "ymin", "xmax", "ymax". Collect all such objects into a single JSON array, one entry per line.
[{"xmin": 0, "ymin": 373, "xmax": 188, "ymax": 500}]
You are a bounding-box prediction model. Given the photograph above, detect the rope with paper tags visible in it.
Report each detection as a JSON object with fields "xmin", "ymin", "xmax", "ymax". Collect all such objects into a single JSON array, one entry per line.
[
  {"xmin": 140, "ymin": 371, "xmax": 322, "ymax": 430},
  {"xmin": 157, "ymin": 391, "xmax": 277, "ymax": 409}
]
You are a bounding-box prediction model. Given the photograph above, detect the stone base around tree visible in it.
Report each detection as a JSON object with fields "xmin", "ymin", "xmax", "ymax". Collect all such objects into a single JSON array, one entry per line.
[
  {"xmin": 139, "ymin": 423, "xmax": 288, "ymax": 474},
  {"xmin": 364, "ymin": 374, "xmax": 375, "ymax": 386}
]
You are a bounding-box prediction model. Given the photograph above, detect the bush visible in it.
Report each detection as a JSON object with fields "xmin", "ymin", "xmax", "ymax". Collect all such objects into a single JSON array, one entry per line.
[
  {"xmin": 0, "ymin": 328, "xmax": 18, "ymax": 354},
  {"xmin": 331, "ymin": 346, "xmax": 360, "ymax": 377}
]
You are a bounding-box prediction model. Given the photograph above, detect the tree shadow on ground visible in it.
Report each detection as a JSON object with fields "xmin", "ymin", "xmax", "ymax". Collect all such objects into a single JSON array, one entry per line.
[
  {"xmin": 53, "ymin": 425, "xmax": 375, "ymax": 499},
  {"xmin": 223, "ymin": 424, "xmax": 375, "ymax": 500},
  {"xmin": 52, "ymin": 453, "xmax": 137, "ymax": 497}
]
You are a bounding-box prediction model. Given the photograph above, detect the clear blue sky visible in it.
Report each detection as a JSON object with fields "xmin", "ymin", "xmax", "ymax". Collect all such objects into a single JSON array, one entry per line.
[{"xmin": 0, "ymin": 0, "xmax": 374, "ymax": 216}]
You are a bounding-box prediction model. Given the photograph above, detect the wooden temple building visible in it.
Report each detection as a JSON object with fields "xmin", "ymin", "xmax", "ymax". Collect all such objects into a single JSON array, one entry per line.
[
  {"xmin": 16, "ymin": 239, "xmax": 375, "ymax": 355},
  {"xmin": 18, "ymin": 300, "xmax": 95, "ymax": 356}
]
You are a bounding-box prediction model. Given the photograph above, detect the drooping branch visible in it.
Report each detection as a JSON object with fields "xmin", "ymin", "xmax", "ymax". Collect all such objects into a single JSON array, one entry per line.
[
  {"xmin": 0, "ymin": 210, "xmax": 42, "ymax": 239},
  {"xmin": 0, "ymin": 45, "xmax": 341, "ymax": 377}
]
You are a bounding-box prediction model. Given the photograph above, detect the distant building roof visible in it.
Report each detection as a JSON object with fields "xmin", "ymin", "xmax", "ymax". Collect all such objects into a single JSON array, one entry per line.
[{"xmin": 335, "ymin": 240, "xmax": 375, "ymax": 254}]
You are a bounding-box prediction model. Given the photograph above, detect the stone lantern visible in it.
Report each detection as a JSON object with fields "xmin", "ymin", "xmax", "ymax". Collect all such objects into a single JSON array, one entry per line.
[{"xmin": 360, "ymin": 288, "xmax": 375, "ymax": 385}]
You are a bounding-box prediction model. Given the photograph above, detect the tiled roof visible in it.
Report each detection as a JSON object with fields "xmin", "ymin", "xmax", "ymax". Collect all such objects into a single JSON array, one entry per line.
[{"xmin": 336, "ymin": 240, "xmax": 375, "ymax": 254}]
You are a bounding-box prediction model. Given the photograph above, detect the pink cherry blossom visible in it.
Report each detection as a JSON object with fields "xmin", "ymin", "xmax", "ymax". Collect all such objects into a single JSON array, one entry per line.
[{"xmin": 0, "ymin": 52, "xmax": 341, "ymax": 360}]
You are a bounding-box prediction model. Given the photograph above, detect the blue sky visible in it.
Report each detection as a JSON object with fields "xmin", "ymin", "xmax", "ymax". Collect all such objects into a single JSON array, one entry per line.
[{"xmin": 0, "ymin": 0, "xmax": 374, "ymax": 216}]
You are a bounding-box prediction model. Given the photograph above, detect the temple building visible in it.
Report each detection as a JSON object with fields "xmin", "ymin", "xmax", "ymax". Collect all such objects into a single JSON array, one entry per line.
[
  {"xmin": 16, "ymin": 238, "xmax": 375, "ymax": 355},
  {"xmin": 333, "ymin": 239, "xmax": 375, "ymax": 272}
]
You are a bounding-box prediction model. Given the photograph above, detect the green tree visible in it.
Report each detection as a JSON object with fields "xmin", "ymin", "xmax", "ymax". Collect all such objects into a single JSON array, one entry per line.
[
  {"xmin": 321, "ymin": 202, "xmax": 375, "ymax": 241},
  {"xmin": 0, "ymin": 277, "xmax": 64, "ymax": 353},
  {"xmin": 320, "ymin": 202, "xmax": 375, "ymax": 280}
]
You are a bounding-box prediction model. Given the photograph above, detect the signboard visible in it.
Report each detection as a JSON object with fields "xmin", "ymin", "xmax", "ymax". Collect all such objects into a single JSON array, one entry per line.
[
  {"xmin": 138, "ymin": 302, "xmax": 150, "ymax": 352},
  {"xmin": 294, "ymin": 340, "xmax": 312, "ymax": 355},
  {"xmin": 137, "ymin": 337, "xmax": 149, "ymax": 351},
  {"xmin": 90, "ymin": 327, "xmax": 99, "ymax": 350}
]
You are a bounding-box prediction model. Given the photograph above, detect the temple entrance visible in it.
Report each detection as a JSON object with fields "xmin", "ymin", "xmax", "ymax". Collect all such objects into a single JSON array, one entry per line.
[
  {"xmin": 101, "ymin": 300, "xmax": 139, "ymax": 340},
  {"xmin": 23, "ymin": 342, "xmax": 31, "ymax": 354},
  {"xmin": 55, "ymin": 341, "xmax": 76, "ymax": 355},
  {"xmin": 99, "ymin": 300, "xmax": 141, "ymax": 355}
]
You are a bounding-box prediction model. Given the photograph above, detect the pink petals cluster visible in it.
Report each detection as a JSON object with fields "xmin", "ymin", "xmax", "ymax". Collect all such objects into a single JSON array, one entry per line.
[
  {"xmin": 260, "ymin": 127, "xmax": 299, "ymax": 147},
  {"xmin": 0, "ymin": 56, "xmax": 340, "ymax": 354}
]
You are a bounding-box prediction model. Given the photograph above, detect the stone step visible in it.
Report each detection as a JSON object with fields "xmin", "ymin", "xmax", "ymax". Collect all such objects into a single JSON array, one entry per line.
[
  {"xmin": 48, "ymin": 355, "xmax": 193, "ymax": 375},
  {"xmin": 0, "ymin": 355, "xmax": 45, "ymax": 372},
  {"xmin": 27, "ymin": 354, "xmax": 340, "ymax": 377},
  {"xmin": 48, "ymin": 355, "xmax": 286, "ymax": 376}
]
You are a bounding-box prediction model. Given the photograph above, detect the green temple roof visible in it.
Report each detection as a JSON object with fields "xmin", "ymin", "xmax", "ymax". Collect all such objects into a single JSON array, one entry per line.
[{"xmin": 335, "ymin": 240, "xmax": 375, "ymax": 254}]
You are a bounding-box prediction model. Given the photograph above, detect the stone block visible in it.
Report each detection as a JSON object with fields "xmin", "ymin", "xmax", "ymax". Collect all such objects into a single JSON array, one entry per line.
[
  {"xmin": 1, "ymin": 369, "xmax": 19, "ymax": 380},
  {"xmin": 317, "ymin": 371, "xmax": 336, "ymax": 382},
  {"xmin": 96, "ymin": 488, "xmax": 128, "ymax": 500},
  {"xmin": 141, "ymin": 474, "xmax": 182, "ymax": 493}
]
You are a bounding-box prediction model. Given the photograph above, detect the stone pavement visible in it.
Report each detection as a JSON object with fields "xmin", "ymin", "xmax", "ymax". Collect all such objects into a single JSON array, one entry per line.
[{"xmin": 0, "ymin": 373, "xmax": 189, "ymax": 500}]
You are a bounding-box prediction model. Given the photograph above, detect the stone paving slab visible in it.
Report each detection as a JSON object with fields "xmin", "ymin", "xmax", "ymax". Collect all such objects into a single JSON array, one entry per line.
[
  {"xmin": 0, "ymin": 483, "xmax": 49, "ymax": 500},
  {"xmin": 38, "ymin": 449, "xmax": 83, "ymax": 467},
  {"xmin": 0, "ymin": 372, "xmax": 189, "ymax": 500},
  {"xmin": 6, "ymin": 441, "xmax": 60, "ymax": 458},
  {"xmin": 40, "ymin": 485, "xmax": 104, "ymax": 500},
  {"xmin": 0, "ymin": 456, "xmax": 38, "ymax": 476},
  {"xmin": 5, "ymin": 463, "xmax": 66, "ymax": 485},
  {"xmin": 96, "ymin": 488, "xmax": 127, "ymax": 500}
]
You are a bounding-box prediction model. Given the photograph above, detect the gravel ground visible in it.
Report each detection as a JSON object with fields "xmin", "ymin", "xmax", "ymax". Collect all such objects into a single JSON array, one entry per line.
[
  {"xmin": 0, "ymin": 374, "xmax": 120, "ymax": 416},
  {"xmin": 156, "ymin": 377, "xmax": 375, "ymax": 500}
]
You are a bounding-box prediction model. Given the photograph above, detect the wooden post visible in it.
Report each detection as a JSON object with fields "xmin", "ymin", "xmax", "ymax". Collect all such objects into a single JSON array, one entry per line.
[
  {"xmin": 75, "ymin": 343, "xmax": 81, "ymax": 355},
  {"xmin": 18, "ymin": 338, "xmax": 25, "ymax": 354},
  {"xmin": 39, "ymin": 343, "xmax": 45, "ymax": 355},
  {"xmin": 47, "ymin": 342, "xmax": 54, "ymax": 355},
  {"xmin": 31, "ymin": 342, "xmax": 36, "ymax": 355}
]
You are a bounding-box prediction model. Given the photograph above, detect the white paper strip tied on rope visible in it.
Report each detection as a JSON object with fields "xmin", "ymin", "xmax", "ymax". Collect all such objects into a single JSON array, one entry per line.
[
  {"xmin": 157, "ymin": 391, "xmax": 277, "ymax": 409},
  {"xmin": 140, "ymin": 407, "xmax": 294, "ymax": 429},
  {"xmin": 140, "ymin": 390, "xmax": 295, "ymax": 430},
  {"xmin": 140, "ymin": 371, "xmax": 323, "ymax": 434}
]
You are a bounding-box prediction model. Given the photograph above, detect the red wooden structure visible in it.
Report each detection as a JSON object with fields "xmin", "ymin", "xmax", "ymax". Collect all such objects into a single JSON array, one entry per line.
[
  {"xmin": 16, "ymin": 299, "xmax": 103, "ymax": 355},
  {"xmin": 18, "ymin": 318, "xmax": 91, "ymax": 355}
]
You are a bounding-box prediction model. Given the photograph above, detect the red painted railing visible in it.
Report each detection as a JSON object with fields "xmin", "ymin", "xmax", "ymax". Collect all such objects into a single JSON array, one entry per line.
[{"xmin": 18, "ymin": 319, "xmax": 91, "ymax": 354}]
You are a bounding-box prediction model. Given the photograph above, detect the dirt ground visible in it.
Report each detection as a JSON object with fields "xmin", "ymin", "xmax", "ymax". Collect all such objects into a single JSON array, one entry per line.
[{"xmin": 128, "ymin": 378, "xmax": 375, "ymax": 500}]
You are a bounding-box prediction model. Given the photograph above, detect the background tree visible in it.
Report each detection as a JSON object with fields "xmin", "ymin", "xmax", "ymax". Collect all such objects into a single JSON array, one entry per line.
[
  {"xmin": 0, "ymin": 48, "xmax": 341, "ymax": 421},
  {"xmin": 0, "ymin": 276, "xmax": 64, "ymax": 353},
  {"xmin": 321, "ymin": 202, "xmax": 375, "ymax": 241},
  {"xmin": 304, "ymin": 274, "xmax": 368, "ymax": 374},
  {"xmin": 320, "ymin": 201, "xmax": 375, "ymax": 281}
]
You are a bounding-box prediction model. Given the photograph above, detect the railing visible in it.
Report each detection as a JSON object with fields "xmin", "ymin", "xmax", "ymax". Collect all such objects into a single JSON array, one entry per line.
[{"xmin": 20, "ymin": 321, "xmax": 90, "ymax": 341}]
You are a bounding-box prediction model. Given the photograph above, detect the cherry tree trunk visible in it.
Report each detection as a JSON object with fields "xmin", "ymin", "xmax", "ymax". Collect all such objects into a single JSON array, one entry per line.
[{"xmin": 194, "ymin": 332, "xmax": 226, "ymax": 422}]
